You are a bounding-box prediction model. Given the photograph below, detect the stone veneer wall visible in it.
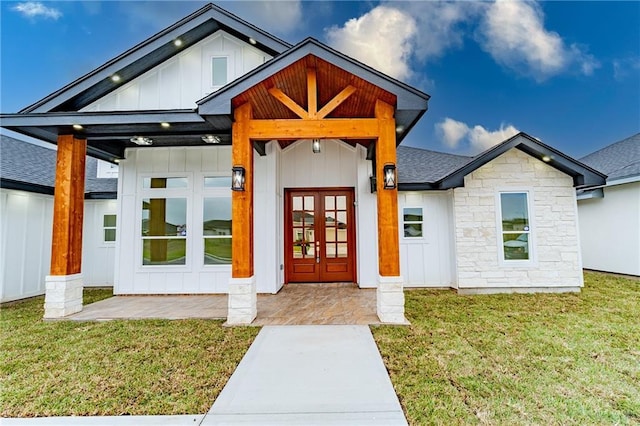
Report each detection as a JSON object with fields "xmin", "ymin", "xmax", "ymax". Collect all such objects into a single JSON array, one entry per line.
[{"xmin": 453, "ymin": 148, "xmax": 583, "ymax": 293}]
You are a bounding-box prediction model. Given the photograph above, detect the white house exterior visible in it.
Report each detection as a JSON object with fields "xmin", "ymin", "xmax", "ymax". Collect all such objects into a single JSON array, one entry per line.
[
  {"xmin": 577, "ymin": 134, "xmax": 640, "ymax": 276},
  {"xmin": 0, "ymin": 135, "xmax": 118, "ymax": 303},
  {"xmin": 0, "ymin": 3, "xmax": 606, "ymax": 321}
]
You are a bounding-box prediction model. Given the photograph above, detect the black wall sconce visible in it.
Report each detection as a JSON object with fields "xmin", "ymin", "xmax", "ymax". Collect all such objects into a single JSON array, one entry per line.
[
  {"xmin": 383, "ymin": 163, "xmax": 396, "ymax": 190},
  {"xmin": 369, "ymin": 175, "xmax": 377, "ymax": 193},
  {"xmin": 231, "ymin": 166, "xmax": 245, "ymax": 191},
  {"xmin": 312, "ymin": 138, "xmax": 321, "ymax": 154}
]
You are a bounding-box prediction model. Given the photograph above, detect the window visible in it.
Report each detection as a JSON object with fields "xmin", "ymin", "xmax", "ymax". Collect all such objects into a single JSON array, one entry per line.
[
  {"xmin": 141, "ymin": 198, "xmax": 187, "ymax": 265},
  {"xmin": 403, "ymin": 207, "xmax": 423, "ymax": 238},
  {"xmin": 103, "ymin": 214, "xmax": 116, "ymax": 242},
  {"xmin": 203, "ymin": 197, "xmax": 232, "ymax": 264},
  {"xmin": 211, "ymin": 57, "xmax": 228, "ymax": 87},
  {"xmin": 143, "ymin": 177, "xmax": 188, "ymax": 189},
  {"xmin": 499, "ymin": 192, "xmax": 531, "ymax": 261},
  {"xmin": 204, "ymin": 176, "xmax": 231, "ymax": 188}
]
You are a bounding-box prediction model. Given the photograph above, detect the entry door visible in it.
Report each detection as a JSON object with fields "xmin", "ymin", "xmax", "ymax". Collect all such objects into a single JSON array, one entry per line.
[{"xmin": 285, "ymin": 188, "xmax": 356, "ymax": 283}]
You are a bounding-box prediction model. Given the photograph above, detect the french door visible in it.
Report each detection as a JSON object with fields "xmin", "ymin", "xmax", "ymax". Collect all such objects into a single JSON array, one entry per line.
[{"xmin": 285, "ymin": 188, "xmax": 356, "ymax": 283}]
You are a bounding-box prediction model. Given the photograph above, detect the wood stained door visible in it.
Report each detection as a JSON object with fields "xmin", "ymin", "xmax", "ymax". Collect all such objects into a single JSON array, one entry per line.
[{"xmin": 285, "ymin": 188, "xmax": 356, "ymax": 283}]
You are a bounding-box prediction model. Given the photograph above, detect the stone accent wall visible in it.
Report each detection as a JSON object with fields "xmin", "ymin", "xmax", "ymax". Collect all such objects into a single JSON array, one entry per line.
[
  {"xmin": 377, "ymin": 276, "xmax": 407, "ymax": 324},
  {"xmin": 453, "ymin": 149, "xmax": 583, "ymax": 292},
  {"xmin": 227, "ymin": 276, "xmax": 257, "ymax": 324},
  {"xmin": 44, "ymin": 274, "xmax": 83, "ymax": 318}
]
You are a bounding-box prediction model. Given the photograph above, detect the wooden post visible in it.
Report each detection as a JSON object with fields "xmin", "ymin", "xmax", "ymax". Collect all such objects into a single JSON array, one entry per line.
[
  {"xmin": 44, "ymin": 134, "xmax": 86, "ymax": 318},
  {"xmin": 374, "ymin": 99, "xmax": 406, "ymax": 324},
  {"xmin": 228, "ymin": 102, "xmax": 256, "ymax": 324},
  {"xmin": 374, "ymin": 100, "xmax": 400, "ymax": 276}
]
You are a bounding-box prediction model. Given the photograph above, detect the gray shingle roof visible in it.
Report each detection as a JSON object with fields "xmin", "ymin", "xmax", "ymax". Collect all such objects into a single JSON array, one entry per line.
[
  {"xmin": 580, "ymin": 133, "xmax": 640, "ymax": 182},
  {"xmin": 397, "ymin": 145, "xmax": 472, "ymax": 184},
  {"xmin": 0, "ymin": 134, "xmax": 117, "ymax": 196}
]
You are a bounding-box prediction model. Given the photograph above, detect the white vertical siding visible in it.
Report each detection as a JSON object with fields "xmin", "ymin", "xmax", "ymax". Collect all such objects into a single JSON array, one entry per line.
[
  {"xmin": 81, "ymin": 31, "xmax": 271, "ymax": 112},
  {"xmin": 0, "ymin": 189, "xmax": 53, "ymax": 302},
  {"xmin": 578, "ymin": 182, "xmax": 640, "ymax": 276},
  {"xmin": 82, "ymin": 200, "xmax": 117, "ymax": 286},
  {"xmin": 114, "ymin": 146, "xmax": 233, "ymax": 295},
  {"xmin": 398, "ymin": 191, "xmax": 456, "ymax": 287}
]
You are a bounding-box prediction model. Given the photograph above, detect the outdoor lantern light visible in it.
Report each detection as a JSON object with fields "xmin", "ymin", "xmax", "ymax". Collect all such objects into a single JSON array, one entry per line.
[
  {"xmin": 383, "ymin": 163, "xmax": 396, "ymax": 189},
  {"xmin": 369, "ymin": 175, "xmax": 377, "ymax": 193},
  {"xmin": 201, "ymin": 135, "xmax": 222, "ymax": 144},
  {"xmin": 312, "ymin": 138, "xmax": 321, "ymax": 154},
  {"xmin": 231, "ymin": 166, "xmax": 245, "ymax": 191}
]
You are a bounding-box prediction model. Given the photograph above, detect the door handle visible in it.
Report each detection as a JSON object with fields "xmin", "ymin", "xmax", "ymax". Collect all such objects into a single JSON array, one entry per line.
[{"xmin": 316, "ymin": 242, "xmax": 320, "ymax": 263}]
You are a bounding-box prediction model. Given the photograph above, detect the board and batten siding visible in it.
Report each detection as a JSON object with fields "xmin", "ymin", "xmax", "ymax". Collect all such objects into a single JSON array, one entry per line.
[
  {"xmin": 578, "ymin": 182, "xmax": 640, "ymax": 276},
  {"xmin": 398, "ymin": 191, "xmax": 456, "ymax": 288},
  {"xmin": 453, "ymin": 148, "xmax": 583, "ymax": 293},
  {"xmin": 81, "ymin": 31, "xmax": 270, "ymax": 112},
  {"xmin": 115, "ymin": 146, "xmax": 233, "ymax": 294},
  {"xmin": 1, "ymin": 190, "xmax": 116, "ymax": 302}
]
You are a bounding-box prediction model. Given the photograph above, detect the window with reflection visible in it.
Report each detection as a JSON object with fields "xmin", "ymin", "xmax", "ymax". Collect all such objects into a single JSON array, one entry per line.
[
  {"xmin": 143, "ymin": 177, "xmax": 188, "ymax": 189},
  {"xmin": 500, "ymin": 192, "xmax": 531, "ymax": 261},
  {"xmin": 403, "ymin": 207, "xmax": 423, "ymax": 238},
  {"xmin": 203, "ymin": 197, "xmax": 232, "ymax": 264},
  {"xmin": 141, "ymin": 198, "xmax": 187, "ymax": 265}
]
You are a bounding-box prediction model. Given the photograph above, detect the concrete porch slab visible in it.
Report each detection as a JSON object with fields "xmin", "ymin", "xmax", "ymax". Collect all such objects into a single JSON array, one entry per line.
[{"xmin": 203, "ymin": 325, "xmax": 407, "ymax": 425}]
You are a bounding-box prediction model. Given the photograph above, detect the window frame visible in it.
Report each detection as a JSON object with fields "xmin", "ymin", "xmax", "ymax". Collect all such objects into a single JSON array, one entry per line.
[
  {"xmin": 201, "ymin": 173, "xmax": 233, "ymax": 268},
  {"xmin": 496, "ymin": 189, "xmax": 536, "ymax": 266},
  {"xmin": 136, "ymin": 173, "xmax": 192, "ymax": 270},
  {"xmin": 102, "ymin": 213, "xmax": 117, "ymax": 244},
  {"xmin": 210, "ymin": 55, "xmax": 229, "ymax": 89},
  {"xmin": 402, "ymin": 206, "xmax": 425, "ymax": 241}
]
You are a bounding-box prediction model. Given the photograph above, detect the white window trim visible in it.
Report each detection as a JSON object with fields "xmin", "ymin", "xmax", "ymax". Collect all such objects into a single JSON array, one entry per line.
[
  {"xmin": 102, "ymin": 213, "xmax": 117, "ymax": 245},
  {"xmin": 495, "ymin": 188, "xmax": 537, "ymax": 267},
  {"xmin": 200, "ymin": 172, "xmax": 233, "ymax": 269},
  {"xmin": 136, "ymin": 173, "xmax": 193, "ymax": 271},
  {"xmin": 401, "ymin": 206, "xmax": 425, "ymax": 242}
]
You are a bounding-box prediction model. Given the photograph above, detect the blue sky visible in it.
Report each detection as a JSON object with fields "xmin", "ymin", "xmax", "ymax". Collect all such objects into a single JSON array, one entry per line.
[{"xmin": 1, "ymin": 1, "xmax": 638, "ymax": 158}]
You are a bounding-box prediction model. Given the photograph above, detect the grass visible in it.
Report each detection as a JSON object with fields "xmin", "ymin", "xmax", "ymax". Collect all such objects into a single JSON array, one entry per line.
[
  {"xmin": 372, "ymin": 272, "xmax": 640, "ymax": 425},
  {"xmin": 0, "ymin": 289, "xmax": 259, "ymax": 417}
]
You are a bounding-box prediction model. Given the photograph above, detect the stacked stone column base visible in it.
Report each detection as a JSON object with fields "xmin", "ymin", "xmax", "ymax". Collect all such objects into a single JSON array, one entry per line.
[
  {"xmin": 377, "ymin": 275, "xmax": 407, "ymax": 324},
  {"xmin": 227, "ymin": 276, "xmax": 257, "ymax": 325},
  {"xmin": 44, "ymin": 274, "xmax": 83, "ymax": 318}
]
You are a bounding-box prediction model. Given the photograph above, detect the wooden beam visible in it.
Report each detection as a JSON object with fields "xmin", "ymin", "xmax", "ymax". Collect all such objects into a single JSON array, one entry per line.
[
  {"xmin": 307, "ymin": 68, "xmax": 318, "ymax": 119},
  {"xmin": 317, "ymin": 85, "xmax": 357, "ymax": 119},
  {"xmin": 231, "ymin": 103, "xmax": 254, "ymax": 278},
  {"xmin": 50, "ymin": 135, "xmax": 86, "ymax": 276},
  {"xmin": 268, "ymin": 87, "xmax": 308, "ymax": 119},
  {"xmin": 374, "ymin": 100, "xmax": 400, "ymax": 277},
  {"xmin": 248, "ymin": 118, "xmax": 379, "ymax": 140}
]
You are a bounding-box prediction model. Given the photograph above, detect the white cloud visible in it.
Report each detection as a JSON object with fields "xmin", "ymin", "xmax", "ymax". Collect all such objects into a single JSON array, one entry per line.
[
  {"xmin": 437, "ymin": 117, "xmax": 470, "ymax": 149},
  {"xmin": 436, "ymin": 118, "xmax": 519, "ymax": 153},
  {"xmin": 613, "ymin": 56, "xmax": 640, "ymax": 81},
  {"xmin": 223, "ymin": 1, "xmax": 303, "ymax": 36},
  {"xmin": 12, "ymin": 2, "xmax": 62, "ymax": 20},
  {"xmin": 325, "ymin": 5, "xmax": 417, "ymax": 81},
  {"xmin": 478, "ymin": 0, "xmax": 598, "ymax": 81}
]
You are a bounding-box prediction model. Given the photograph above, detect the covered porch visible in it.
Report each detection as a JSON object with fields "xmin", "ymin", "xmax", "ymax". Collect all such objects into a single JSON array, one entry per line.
[{"xmin": 66, "ymin": 283, "xmax": 379, "ymax": 325}]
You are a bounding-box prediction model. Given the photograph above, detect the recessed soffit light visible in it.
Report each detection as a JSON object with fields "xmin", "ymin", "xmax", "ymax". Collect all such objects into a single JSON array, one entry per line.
[
  {"xmin": 111, "ymin": 74, "xmax": 121, "ymax": 83},
  {"xmin": 201, "ymin": 135, "xmax": 222, "ymax": 144},
  {"xmin": 130, "ymin": 136, "xmax": 153, "ymax": 146},
  {"xmin": 160, "ymin": 122, "xmax": 171, "ymax": 128},
  {"xmin": 248, "ymin": 37, "xmax": 257, "ymax": 45},
  {"xmin": 72, "ymin": 124, "xmax": 83, "ymax": 130},
  {"xmin": 174, "ymin": 39, "xmax": 183, "ymax": 47}
]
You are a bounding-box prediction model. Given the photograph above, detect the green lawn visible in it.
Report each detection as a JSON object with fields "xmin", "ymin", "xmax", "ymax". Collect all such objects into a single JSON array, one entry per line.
[
  {"xmin": 0, "ymin": 289, "xmax": 259, "ymax": 417},
  {"xmin": 372, "ymin": 272, "xmax": 640, "ymax": 425}
]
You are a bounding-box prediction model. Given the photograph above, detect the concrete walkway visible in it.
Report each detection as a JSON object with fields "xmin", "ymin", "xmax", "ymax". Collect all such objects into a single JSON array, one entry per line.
[
  {"xmin": 204, "ymin": 325, "xmax": 407, "ymax": 425},
  {"xmin": 4, "ymin": 325, "xmax": 406, "ymax": 425}
]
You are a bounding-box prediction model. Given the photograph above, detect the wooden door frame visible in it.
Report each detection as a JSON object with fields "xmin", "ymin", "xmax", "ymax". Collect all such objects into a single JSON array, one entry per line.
[{"xmin": 284, "ymin": 187, "xmax": 357, "ymax": 284}]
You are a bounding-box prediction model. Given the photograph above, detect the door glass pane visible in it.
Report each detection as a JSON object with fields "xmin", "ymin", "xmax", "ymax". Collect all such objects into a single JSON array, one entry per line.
[
  {"xmin": 103, "ymin": 214, "xmax": 116, "ymax": 227},
  {"xmin": 143, "ymin": 239, "xmax": 186, "ymax": 265},
  {"xmin": 337, "ymin": 196, "xmax": 346, "ymax": 210},
  {"xmin": 325, "ymin": 211, "xmax": 336, "ymax": 225},
  {"xmin": 293, "ymin": 196, "xmax": 303, "ymax": 211},
  {"xmin": 326, "ymin": 243, "xmax": 336, "ymax": 258},
  {"xmin": 500, "ymin": 193, "xmax": 529, "ymax": 231},
  {"xmin": 326, "ymin": 227, "xmax": 336, "ymax": 242},
  {"xmin": 204, "ymin": 238, "xmax": 231, "ymax": 264},
  {"xmin": 104, "ymin": 229, "xmax": 116, "ymax": 242},
  {"xmin": 403, "ymin": 208, "xmax": 423, "ymax": 222},
  {"xmin": 404, "ymin": 223, "xmax": 423, "ymax": 238},
  {"xmin": 336, "ymin": 211, "xmax": 347, "ymax": 227},
  {"xmin": 337, "ymin": 243, "xmax": 348, "ymax": 258},
  {"xmin": 325, "ymin": 196, "xmax": 335, "ymax": 210},
  {"xmin": 336, "ymin": 228, "xmax": 348, "ymax": 242},
  {"xmin": 304, "ymin": 196, "xmax": 314, "ymax": 210}
]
